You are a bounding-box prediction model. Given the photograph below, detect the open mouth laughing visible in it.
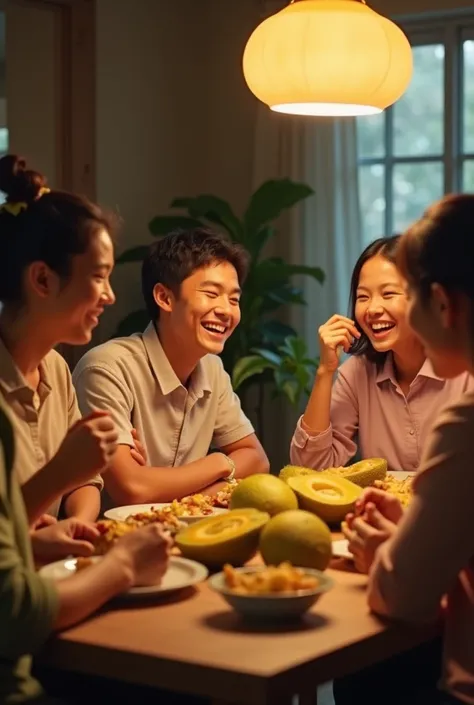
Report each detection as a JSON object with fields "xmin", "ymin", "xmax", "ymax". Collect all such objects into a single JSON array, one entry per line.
[
  {"xmin": 201, "ymin": 321, "xmax": 229, "ymax": 339},
  {"xmin": 369, "ymin": 321, "xmax": 396, "ymax": 339}
]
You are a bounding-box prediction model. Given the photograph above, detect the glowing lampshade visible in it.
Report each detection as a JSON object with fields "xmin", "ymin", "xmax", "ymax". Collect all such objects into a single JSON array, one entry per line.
[{"xmin": 243, "ymin": 0, "xmax": 413, "ymax": 116}]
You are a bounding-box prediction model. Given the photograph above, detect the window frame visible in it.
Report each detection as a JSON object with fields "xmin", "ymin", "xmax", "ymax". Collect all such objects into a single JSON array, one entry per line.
[{"xmin": 357, "ymin": 11, "xmax": 474, "ymax": 236}]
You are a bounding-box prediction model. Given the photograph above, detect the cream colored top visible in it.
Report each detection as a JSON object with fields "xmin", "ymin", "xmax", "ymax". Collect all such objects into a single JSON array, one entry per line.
[
  {"xmin": 72, "ymin": 323, "xmax": 254, "ymax": 467},
  {"xmin": 0, "ymin": 339, "xmax": 103, "ymax": 517},
  {"xmin": 368, "ymin": 389, "xmax": 474, "ymax": 704}
]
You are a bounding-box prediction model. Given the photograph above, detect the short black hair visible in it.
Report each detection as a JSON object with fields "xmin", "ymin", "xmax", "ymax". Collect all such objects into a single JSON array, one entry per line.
[
  {"xmin": 349, "ymin": 234, "xmax": 401, "ymax": 367},
  {"xmin": 0, "ymin": 154, "xmax": 117, "ymax": 306},
  {"xmin": 141, "ymin": 227, "xmax": 250, "ymax": 321}
]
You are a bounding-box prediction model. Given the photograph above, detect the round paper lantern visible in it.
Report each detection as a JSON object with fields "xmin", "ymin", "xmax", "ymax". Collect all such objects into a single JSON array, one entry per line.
[{"xmin": 243, "ymin": 0, "xmax": 413, "ymax": 116}]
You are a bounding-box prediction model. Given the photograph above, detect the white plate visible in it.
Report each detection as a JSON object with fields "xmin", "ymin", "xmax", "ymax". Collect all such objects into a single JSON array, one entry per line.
[
  {"xmin": 332, "ymin": 539, "xmax": 353, "ymax": 560},
  {"xmin": 39, "ymin": 556, "xmax": 208, "ymax": 599},
  {"xmin": 103, "ymin": 503, "xmax": 228, "ymax": 524},
  {"xmin": 389, "ymin": 471, "xmax": 413, "ymax": 480}
]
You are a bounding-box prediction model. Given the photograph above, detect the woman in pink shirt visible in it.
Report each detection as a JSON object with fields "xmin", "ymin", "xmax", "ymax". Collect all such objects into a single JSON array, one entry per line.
[
  {"xmin": 290, "ymin": 234, "xmax": 472, "ymax": 472},
  {"xmin": 342, "ymin": 193, "xmax": 474, "ymax": 705}
]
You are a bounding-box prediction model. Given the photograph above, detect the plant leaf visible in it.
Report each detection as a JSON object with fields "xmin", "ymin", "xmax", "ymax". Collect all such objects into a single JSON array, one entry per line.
[
  {"xmin": 281, "ymin": 379, "xmax": 300, "ymax": 405},
  {"xmin": 232, "ymin": 355, "xmax": 273, "ymax": 390},
  {"xmin": 170, "ymin": 195, "xmax": 243, "ymax": 240},
  {"xmin": 250, "ymin": 348, "xmax": 282, "ymax": 366},
  {"xmin": 281, "ymin": 264, "xmax": 325, "ymax": 284},
  {"xmin": 249, "ymin": 224, "xmax": 275, "ymax": 261},
  {"xmin": 250, "ymin": 259, "xmax": 324, "ymax": 295},
  {"xmin": 244, "ymin": 179, "xmax": 314, "ymax": 235},
  {"xmin": 148, "ymin": 215, "xmax": 203, "ymax": 236},
  {"xmin": 260, "ymin": 320, "xmax": 297, "ymax": 346},
  {"xmin": 115, "ymin": 245, "xmax": 150, "ymax": 265},
  {"xmin": 114, "ymin": 309, "xmax": 149, "ymax": 337},
  {"xmin": 266, "ymin": 286, "xmax": 306, "ymax": 307},
  {"xmin": 285, "ymin": 335, "xmax": 308, "ymax": 361},
  {"xmin": 169, "ymin": 197, "xmax": 194, "ymax": 209}
]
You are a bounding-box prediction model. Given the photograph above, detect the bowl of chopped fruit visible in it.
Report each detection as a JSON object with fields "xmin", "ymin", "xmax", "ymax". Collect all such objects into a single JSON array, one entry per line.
[{"xmin": 208, "ymin": 562, "xmax": 334, "ymax": 620}]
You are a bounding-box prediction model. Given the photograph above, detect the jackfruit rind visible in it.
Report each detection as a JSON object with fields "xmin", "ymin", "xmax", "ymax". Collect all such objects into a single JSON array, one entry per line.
[
  {"xmin": 288, "ymin": 474, "xmax": 361, "ymax": 525},
  {"xmin": 175, "ymin": 508, "xmax": 269, "ymax": 568},
  {"xmin": 279, "ymin": 465, "xmax": 317, "ymax": 484},
  {"xmin": 229, "ymin": 473, "xmax": 298, "ymax": 515},
  {"xmin": 259, "ymin": 509, "xmax": 332, "ymax": 571},
  {"xmin": 324, "ymin": 458, "xmax": 388, "ymax": 488}
]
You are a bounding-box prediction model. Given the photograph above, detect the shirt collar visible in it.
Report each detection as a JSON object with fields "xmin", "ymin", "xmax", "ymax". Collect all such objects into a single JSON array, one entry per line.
[
  {"xmin": 376, "ymin": 353, "xmax": 444, "ymax": 386},
  {"xmin": 142, "ymin": 323, "xmax": 212, "ymax": 398},
  {"xmin": 0, "ymin": 336, "xmax": 52, "ymax": 402}
]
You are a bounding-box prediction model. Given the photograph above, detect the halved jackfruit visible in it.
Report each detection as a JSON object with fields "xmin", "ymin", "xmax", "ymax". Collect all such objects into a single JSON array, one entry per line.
[
  {"xmin": 324, "ymin": 458, "xmax": 388, "ymax": 488},
  {"xmin": 288, "ymin": 474, "xmax": 361, "ymax": 525},
  {"xmin": 279, "ymin": 465, "xmax": 317, "ymax": 484},
  {"xmin": 175, "ymin": 508, "xmax": 269, "ymax": 568}
]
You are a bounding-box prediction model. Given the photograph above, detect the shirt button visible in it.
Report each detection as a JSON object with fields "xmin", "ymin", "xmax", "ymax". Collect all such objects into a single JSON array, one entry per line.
[{"xmin": 409, "ymin": 429, "xmax": 415, "ymax": 435}]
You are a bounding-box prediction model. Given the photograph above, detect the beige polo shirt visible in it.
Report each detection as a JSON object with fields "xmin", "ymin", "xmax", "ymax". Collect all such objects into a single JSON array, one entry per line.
[
  {"xmin": 0, "ymin": 339, "xmax": 103, "ymax": 517},
  {"xmin": 72, "ymin": 323, "xmax": 254, "ymax": 469}
]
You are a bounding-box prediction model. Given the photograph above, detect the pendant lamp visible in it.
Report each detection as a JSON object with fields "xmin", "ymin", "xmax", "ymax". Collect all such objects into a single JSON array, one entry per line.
[{"xmin": 243, "ymin": 0, "xmax": 413, "ymax": 116}]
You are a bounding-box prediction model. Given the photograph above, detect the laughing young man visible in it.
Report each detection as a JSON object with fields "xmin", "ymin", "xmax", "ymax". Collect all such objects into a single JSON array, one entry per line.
[{"xmin": 72, "ymin": 228, "xmax": 269, "ymax": 506}]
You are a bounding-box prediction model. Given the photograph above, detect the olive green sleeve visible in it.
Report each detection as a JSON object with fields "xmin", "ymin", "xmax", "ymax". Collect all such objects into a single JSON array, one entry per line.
[{"xmin": 0, "ymin": 447, "xmax": 59, "ymax": 658}]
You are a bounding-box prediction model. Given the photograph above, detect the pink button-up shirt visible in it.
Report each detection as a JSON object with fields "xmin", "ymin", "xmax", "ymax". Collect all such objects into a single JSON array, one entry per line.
[
  {"xmin": 368, "ymin": 390, "xmax": 474, "ymax": 703},
  {"xmin": 290, "ymin": 354, "xmax": 473, "ymax": 472}
]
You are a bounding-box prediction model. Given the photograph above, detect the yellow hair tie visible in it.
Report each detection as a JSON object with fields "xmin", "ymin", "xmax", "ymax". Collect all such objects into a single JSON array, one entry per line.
[{"xmin": 0, "ymin": 186, "xmax": 51, "ymax": 217}]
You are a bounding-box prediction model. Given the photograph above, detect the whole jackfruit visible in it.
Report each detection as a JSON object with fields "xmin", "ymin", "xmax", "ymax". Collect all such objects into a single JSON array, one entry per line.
[{"xmin": 229, "ymin": 474, "xmax": 298, "ymax": 516}]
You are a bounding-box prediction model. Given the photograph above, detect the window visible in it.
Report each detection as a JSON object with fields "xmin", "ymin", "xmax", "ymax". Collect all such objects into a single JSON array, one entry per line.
[{"xmin": 357, "ymin": 13, "xmax": 474, "ymax": 244}]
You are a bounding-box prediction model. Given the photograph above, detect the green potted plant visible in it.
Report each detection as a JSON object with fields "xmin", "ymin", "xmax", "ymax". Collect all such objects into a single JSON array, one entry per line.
[{"xmin": 115, "ymin": 179, "xmax": 323, "ymax": 420}]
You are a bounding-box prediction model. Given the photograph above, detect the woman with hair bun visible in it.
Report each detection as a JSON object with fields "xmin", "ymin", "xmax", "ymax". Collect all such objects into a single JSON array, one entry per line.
[
  {"xmin": 0, "ymin": 154, "xmax": 121, "ymax": 524},
  {"xmin": 0, "ymin": 155, "xmax": 171, "ymax": 705}
]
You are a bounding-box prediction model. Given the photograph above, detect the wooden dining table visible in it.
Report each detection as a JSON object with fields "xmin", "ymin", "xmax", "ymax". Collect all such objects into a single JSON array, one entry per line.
[{"xmin": 38, "ymin": 553, "xmax": 437, "ymax": 705}]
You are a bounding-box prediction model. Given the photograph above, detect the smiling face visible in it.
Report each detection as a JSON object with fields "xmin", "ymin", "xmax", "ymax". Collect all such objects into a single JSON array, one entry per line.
[
  {"xmin": 28, "ymin": 228, "xmax": 115, "ymax": 345},
  {"xmin": 354, "ymin": 254, "xmax": 416, "ymax": 356},
  {"xmin": 155, "ymin": 259, "xmax": 241, "ymax": 360}
]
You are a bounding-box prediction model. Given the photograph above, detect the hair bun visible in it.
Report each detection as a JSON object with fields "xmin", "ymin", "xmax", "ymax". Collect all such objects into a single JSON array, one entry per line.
[{"xmin": 0, "ymin": 154, "xmax": 47, "ymax": 204}]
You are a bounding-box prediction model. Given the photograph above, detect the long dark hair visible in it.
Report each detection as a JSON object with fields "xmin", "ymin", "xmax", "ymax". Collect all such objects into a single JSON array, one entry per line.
[
  {"xmin": 0, "ymin": 154, "xmax": 117, "ymax": 307},
  {"xmin": 349, "ymin": 234, "xmax": 401, "ymax": 367}
]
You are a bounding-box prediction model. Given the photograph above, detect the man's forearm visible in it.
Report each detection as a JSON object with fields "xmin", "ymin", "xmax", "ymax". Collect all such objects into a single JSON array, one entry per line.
[
  {"xmin": 63, "ymin": 485, "xmax": 101, "ymax": 522},
  {"xmin": 107, "ymin": 451, "xmax": 230, "ymax": 505},
  {"xmin": 228, "ymin": 447, "xmax": 269, "ymax": 479},
  {"xmin": 108, "ymin": 442, "xmax": 270, "ymax": 505}
]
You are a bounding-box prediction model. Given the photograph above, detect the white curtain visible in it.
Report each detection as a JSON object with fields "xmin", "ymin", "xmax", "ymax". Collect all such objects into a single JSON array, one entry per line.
[
  {"xmin": 251, "ymin": 1, "xmax": 364, "ymax": 466},
  {"xmin": 253, "ymin": 108, "xmax": 363, "ymax": 359}
]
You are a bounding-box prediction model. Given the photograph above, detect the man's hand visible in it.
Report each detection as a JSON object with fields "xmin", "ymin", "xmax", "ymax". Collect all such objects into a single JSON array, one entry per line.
[
  {"xmin": 31, "ymin": 518, "xmax": 100, "ymax": 566},
  {"xmin": 130, "ymin": 428, "xmax": 147, "ymax": 466},
  {"xmin": 52, "ymin": 411, "xmax": 118, "ymax": 486}
]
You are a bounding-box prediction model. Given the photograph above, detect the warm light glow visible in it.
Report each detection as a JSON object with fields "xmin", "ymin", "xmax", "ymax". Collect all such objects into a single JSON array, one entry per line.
[
  {"xmin": 243, "ymin": 0, "xmax": 413, "ymax": 117},
  {"xmin": 272, "ymin": 103, "xmax": 382, "ymax": 116}
]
